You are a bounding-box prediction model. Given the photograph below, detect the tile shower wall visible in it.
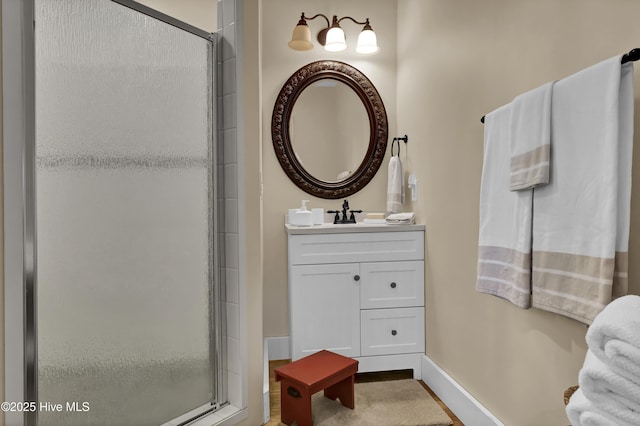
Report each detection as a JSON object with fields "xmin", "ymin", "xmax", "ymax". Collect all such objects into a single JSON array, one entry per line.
[{"xmin": 217, "ymin": 0, "xmax": 242, "ymax": 409}]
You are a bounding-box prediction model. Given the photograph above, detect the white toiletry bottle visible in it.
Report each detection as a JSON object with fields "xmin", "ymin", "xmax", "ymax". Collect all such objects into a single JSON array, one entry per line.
[{"xmin": 293, "ymin": 200, "xmax": 313, "ymax": 226}]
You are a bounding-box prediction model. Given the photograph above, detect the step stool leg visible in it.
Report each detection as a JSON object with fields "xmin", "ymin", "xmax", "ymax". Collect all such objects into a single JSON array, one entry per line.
[
  {"xmin": 280, "ymin": 380, "xmax": 313, "ymax": 426},
  {"xmin": 323, "ymin": 374, "xmax": 355, "ymax": 409}
]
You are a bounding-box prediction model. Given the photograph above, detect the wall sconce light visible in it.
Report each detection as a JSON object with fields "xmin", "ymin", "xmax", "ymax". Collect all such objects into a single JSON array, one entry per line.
[{"xmin": 288, "ymin": 12, "xmax": 378, "ymax": 54}]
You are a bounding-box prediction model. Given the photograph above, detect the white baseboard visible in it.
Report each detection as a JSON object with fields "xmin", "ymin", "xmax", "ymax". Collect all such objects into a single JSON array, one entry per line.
[
  {"xmin": 265, "ymin": 336, "xmax": 290, "ymax": 360},
  {"xmin": 421, "ymin": 355, "xmax": 504, "ymax": 426}
]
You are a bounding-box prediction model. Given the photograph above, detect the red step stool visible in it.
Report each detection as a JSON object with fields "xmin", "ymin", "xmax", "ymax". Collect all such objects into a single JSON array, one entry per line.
[{"xmin": 274, "ymin": 350, "xmax": 359, "ymax": 426}]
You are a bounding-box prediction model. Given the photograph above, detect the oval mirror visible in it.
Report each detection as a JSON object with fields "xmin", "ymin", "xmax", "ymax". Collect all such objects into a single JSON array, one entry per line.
[
  {"xmin": 290, "ymin": 79, "xmax": 370, "ymax": 183},
  {"xmin": 272, "ymin": 60, "xmax": 388, "ymax": 199}
]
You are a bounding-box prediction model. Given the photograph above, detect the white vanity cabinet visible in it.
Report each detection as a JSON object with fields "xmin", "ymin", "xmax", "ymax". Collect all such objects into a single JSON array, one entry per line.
[{"xmin": 286, "ymin": 224, "xmax": 426, "ymax": 378}]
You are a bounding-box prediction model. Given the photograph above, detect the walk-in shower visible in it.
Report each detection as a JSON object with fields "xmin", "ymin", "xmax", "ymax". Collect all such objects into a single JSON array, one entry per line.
[{"xmin": 7, "ymin": 1, "xmax": 225, "ymax": 425}]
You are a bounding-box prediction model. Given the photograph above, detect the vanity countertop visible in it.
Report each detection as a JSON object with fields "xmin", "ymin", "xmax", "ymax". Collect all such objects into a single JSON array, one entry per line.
[{"xmin": 285, "ymin": 222, "xmax": 425, "ymax": 235}]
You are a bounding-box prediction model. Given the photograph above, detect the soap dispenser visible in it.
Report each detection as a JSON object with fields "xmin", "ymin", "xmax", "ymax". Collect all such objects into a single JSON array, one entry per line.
[{"xmin": 293, "ymin": 200, "xmax": 313, "ymax": 227}]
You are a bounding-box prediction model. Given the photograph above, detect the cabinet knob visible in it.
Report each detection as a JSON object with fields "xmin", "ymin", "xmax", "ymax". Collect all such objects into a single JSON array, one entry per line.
[
  {"xmin": 390, "ymin": 282, "xmax": 397, "ymax": 288},
  {"xmin": 354, "ymin": 275, "xmax": 360, "ymax": 281},
  {"xmin": 391, "ymin": 330, "xmax": 398, "ymax": 336}
]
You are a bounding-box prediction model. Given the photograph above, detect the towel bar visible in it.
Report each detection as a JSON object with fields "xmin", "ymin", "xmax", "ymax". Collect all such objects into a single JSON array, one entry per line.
[{"xmin": 480, "ymin": 48, "xmax": 640, "ymax": 124}]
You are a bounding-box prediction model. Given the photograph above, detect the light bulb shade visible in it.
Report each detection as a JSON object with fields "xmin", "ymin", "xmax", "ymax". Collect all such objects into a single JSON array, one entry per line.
[
  {"xmin": 356, "ymin": 28, "xmax": 378, "ymax": 54},
  {"xmin": 288, "ymin": 24, "xmax": 313, "ymax": 51},
  {"xmin": 324, "ymin": 26, "xmax": 346, "ymax": 52}
]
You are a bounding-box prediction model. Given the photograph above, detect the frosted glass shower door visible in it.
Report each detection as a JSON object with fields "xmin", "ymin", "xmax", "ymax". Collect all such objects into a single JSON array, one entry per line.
[{"xmin": 33, "ymin": 1, "xmax": 219, "ymax": 425}]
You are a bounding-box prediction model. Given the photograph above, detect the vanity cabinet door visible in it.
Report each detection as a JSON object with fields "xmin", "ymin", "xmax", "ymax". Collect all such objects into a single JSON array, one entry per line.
[
  {"xmin": 289, "ymin": 263, "xmax": 361, "ymax": 360},
  {"xmin": 360, "ymin": 261, "xmax": 424, "ymax": 309}
]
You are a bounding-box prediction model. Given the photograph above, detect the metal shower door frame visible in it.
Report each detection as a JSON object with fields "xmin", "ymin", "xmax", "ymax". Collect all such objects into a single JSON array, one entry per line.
[{"xmin": 3, "ymin": 1, "xmax": 224, "ymax": 425}]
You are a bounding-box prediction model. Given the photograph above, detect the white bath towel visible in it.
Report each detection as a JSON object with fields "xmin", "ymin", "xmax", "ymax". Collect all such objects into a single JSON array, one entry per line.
[
  {"xmin": 578, "ymin": 350, "xmax": 640, "ymax": 426},
  {"xmin": 386, "ymin": 156, "xmax": 404, "ymax": 213},
  {"xmin": 566, "ymin": 387, "xmax": 620, "ymax": 426},
  {"xmin": 531, "ymin": 56, "xmax": 634, "ymax": 324},
  {"xmin": 586, "ymin": 295, "xmax": 640, "ymax": 384},
  {"xmin": 509, "ymin": 81, "xmax": 553, "ymax": 191},
  {"xmin": 476, "ymin": 104, "xmax": 532, "ymax": 308}
]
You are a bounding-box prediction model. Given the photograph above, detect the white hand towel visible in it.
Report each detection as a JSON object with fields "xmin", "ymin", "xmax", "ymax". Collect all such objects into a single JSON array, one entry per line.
[
  {"xmin": 386, "ymin": 156, "xmax": 404, "ymax": 213},
  {"xmin": 586, "ymin": 295, "xmax": 640, "ymax": 384},
  {"xmin": 509, "ymin": 81, "xmax": 553, "ymax": 191},
  {"xmin": 566, "ymin": 387, "xmax": 620, "ymax": 426},
  {"xmin": 476, "ymin": 104, "xmax": 532, "ymax": 309},
  {"xmin": 385, "ymin": 212, "xmax": 415, "ymax": 224},
  {"xmin": 578, "ymin": 350, "xmax": 640, "ymax": 426},
  {"xmin": 531, "ymin": 57, "xmax": 634, "ymax": 324}
]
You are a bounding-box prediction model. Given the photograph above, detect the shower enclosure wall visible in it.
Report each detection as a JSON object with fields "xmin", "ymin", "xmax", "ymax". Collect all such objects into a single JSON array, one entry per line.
[{"xmin": 3, "ymin": 1, "xmax": 227, "ymax": 425}]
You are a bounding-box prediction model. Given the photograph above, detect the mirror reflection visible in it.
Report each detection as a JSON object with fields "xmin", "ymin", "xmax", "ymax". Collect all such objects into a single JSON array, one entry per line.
[{"xmin": 289, "ymin": 79, "xmax": 370, "ymax": 183}]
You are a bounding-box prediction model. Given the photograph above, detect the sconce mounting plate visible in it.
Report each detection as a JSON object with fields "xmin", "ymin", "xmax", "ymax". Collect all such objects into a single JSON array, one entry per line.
[{"xmin": 317, "ymin": 28, "xmax": 328, "ymax": 46}]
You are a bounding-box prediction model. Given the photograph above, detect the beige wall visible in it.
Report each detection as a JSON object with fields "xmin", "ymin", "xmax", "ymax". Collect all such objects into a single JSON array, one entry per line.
[
  {"xmin": 262, "ymin": 0, "xmax": 398, "ymax": 338},
  {"xmin": 397, "ymin": 1, "xmax": 640, "ymax": 425},
  {"xmin": 261, "ymin": 0, "xmax": 640, "ymax": 424}
]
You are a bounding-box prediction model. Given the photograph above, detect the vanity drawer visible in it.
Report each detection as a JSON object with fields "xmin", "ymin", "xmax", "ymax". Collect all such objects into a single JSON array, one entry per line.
[
  {"xmin": 288, "ymin": 231, "xmax": 424, "ymax": 265},
  {"xmin": 360, "ymin": 307, "xmax": 425, "ymax": 356},
  {"xmin": 360, "ymin": 261, "xmax": 424, "ymax": 309}
]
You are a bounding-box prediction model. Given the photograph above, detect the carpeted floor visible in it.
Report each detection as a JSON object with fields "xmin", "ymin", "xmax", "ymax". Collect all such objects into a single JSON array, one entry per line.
[{"xmin": 306, "ymin": 378, "xmax": 453, "ymax": 426}]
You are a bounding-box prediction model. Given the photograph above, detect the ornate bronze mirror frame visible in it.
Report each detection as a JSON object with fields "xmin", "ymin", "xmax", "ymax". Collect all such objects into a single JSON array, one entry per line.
[{"xmin": 271, "ymin": 60, "xmax": 388, "ymax": 199}]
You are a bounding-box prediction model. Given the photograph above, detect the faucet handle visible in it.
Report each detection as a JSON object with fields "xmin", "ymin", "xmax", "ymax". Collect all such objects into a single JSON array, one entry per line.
[
  {"xmin": 327, "ymin": 210, "xmax": 341, "ymax": 224},
  {"xmin": 349, "ymin": 210, "xmax": 363, "ymax": 223}
]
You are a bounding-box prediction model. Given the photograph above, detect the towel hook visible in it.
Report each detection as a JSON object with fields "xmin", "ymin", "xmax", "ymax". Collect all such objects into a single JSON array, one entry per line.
[{"xmin": 391, "ymin": 134, "xmax": 408, "ymax": 157}]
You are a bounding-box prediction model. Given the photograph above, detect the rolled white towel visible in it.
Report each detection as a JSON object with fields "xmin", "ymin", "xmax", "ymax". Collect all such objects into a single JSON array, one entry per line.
[
  {"xmin": 586, "ymin": 295, "xmax": 640, "ymax": 384},
  {"xmin": 578, "ymin": 350, "xmax": 640, "ymax": 426},
  {"xmin": 385, "ymin": 212, "xmax": 415, "ymax": 224},
  {"xmin": 566, "ymin": 387, "xmax": 619, "ymax": 426}
]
